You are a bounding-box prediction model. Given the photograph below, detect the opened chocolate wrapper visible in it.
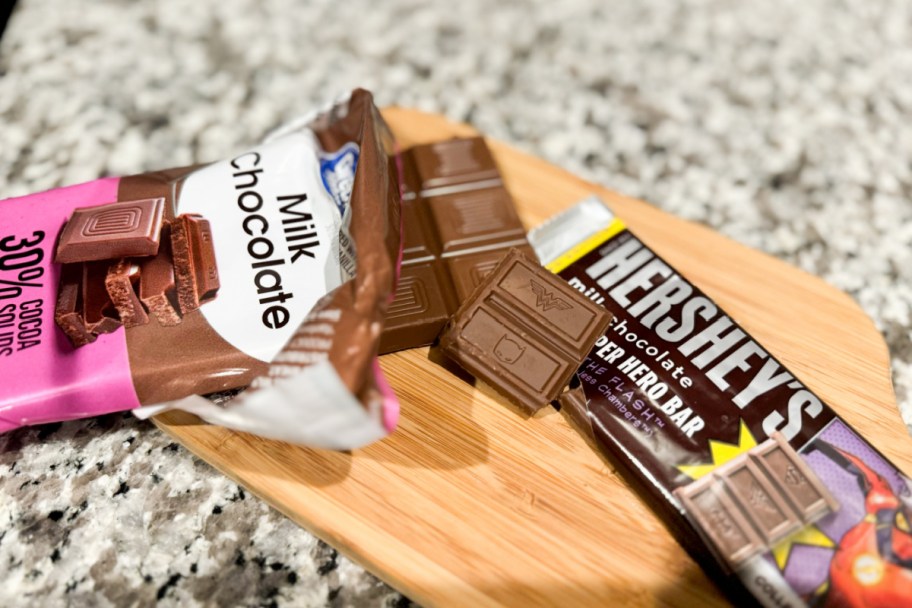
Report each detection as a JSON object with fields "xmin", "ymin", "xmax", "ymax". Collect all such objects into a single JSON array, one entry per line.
[
  {"xmin": 0, "ymin": 89, "xmax": 401, "ymax": 449},
  {"xmin": 529, "ymin": 197, "xmax": 912, "ymax": 607}
]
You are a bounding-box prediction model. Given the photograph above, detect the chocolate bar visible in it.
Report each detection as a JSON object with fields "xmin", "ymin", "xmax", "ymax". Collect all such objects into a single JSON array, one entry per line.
[
  {"xmin": 171, "ymin": 214, "xmax": 219, "ymax": 313},
  {"xmin": 397, "ymin": 153, "xmax": 420, "ymax": 201},
  {"xmin": 55, "ymin": 197, "xmax": 165, "ymax": 263},
  {"xmin": 139, "ymin": 223, "xmax": 181, "ymax": 326},
  {"xmin": 383, "ymin": 260, "xmax": 457, "ymax": 352},
  {"xmin": 380, "ymin": 138, "xmax": 531, "ymax": 354},
  {"xmin": 675, "ymin": 433, "xmax": 838, "ymax": 566},
  {"xmin": 104, "ymin": 258, "xmax": 149, "ymax": 328},
  {"xmin": 439, "ymin": 248, "xmax": 612, "ymax": 414}
]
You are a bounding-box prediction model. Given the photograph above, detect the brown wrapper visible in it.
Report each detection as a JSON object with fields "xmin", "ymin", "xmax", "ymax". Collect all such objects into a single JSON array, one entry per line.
[{"xmin": 130, "ymin": 90, "xmax": 403, "ymax": 446}]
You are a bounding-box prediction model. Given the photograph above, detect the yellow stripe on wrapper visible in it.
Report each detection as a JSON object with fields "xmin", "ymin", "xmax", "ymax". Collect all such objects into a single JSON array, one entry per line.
[{"xmin": 545, "ymin": 218, "xmax": 627, "ymax": 273}]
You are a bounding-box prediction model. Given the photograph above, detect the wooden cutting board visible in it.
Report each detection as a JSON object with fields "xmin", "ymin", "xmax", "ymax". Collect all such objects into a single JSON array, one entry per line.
[{"xmin": 153, "ymin": 109, "xmax": 912, "ymax": 607}]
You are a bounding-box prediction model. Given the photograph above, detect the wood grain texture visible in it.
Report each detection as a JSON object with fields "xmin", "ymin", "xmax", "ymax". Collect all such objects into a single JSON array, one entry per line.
[{"xmin": 153, "ymin": 109, "xmax": 912, "ymax": 607}]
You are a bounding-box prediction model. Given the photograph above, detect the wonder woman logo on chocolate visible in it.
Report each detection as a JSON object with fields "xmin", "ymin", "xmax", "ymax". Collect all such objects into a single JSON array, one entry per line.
[{"xmin": 530, "ymin": 279, "xmax": 571, "ymax": 312}]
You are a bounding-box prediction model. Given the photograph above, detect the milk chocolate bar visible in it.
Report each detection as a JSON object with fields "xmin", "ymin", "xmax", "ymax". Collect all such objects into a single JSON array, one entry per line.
[
  {"xmin": 383, "ymin": 260, "xmax": 456, "ymax": 352},
  {"xmin": 397, "ymin": 153, "xmax": 420, "ymax": 201},
  {"xmin": 380, "ymin": 138, "xmax": 531, "ymax": 354},
  {"xmin": 675, "ymin": 433, "xmax": 838, "ymax": 565},
  {"xmin": 5, "ymin": 89, "xmax": 402, "ymax": 449},
  {"xmin": 55, "ymin": 197, "xmax": 165, "ymax": 263},
  {"xmin": 439, "ymin": 248, "xmax": 612, "ymax": 414},
  {"xmin": 171, "ymin": 214, "xmax": 219, "ymax": 313}
]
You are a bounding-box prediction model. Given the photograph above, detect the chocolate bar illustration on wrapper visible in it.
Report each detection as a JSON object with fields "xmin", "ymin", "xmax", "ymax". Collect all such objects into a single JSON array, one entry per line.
[
  {"xmin": 170, "ymin": 214, "xmax": 219, "ymax": 313},
  {"xmin": 675, "ymin": 433, "xmax": 838, "ymax": 566},
  {"xmin": 53, "ymin": 204, "xmax": 221, "ymax": 347},
  {"xmin": 138, "ymin": 223, "xmax": 181, "ymax": 327}
]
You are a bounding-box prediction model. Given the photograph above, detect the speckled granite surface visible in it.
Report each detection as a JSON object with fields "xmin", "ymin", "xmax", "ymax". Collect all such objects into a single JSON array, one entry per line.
[{"xmin": 1, "ymin": 0, "xmax": 910, "ymax": 606}]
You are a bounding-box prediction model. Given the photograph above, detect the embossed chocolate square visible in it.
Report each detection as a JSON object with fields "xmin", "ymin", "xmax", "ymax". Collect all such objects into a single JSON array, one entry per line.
[
  {"xmin": 381, "ymin": 261, "xmax": 457, "ymax": 353},
  {"xmin": 439, "ymin": 248, "xmax": 612, "ymax": 414},
  {"xmin": 410, "ymin": 137, "xmax": 501, "ymax": 194},
  {"xmin": 427, "ymin": 188, "xmax": 526, "ymax": 255},
  {"xmin": 55, "ymin": 198, "xmax": 165, "ymax": 263},
  {"xmin": 446, "ymin": 247, "xmax": 536, "ymax": 303}
]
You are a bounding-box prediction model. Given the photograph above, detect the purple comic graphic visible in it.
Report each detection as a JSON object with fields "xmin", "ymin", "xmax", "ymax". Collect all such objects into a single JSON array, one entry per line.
[{"xmin": 777, "ymin": 420, "xmax": 912, "ymax": 607}]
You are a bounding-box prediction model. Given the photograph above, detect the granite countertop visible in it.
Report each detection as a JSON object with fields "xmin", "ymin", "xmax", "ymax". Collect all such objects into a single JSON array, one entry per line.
[{"xmin": 2, "ymin": 0, "xmax": 910, "ymax": 606}]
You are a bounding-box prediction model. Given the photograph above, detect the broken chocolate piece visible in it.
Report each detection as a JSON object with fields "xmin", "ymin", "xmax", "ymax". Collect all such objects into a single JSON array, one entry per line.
[
  {"xmin": 55, "ymin": 198, "xmax": 165, "ymax": 264},
  {"xmin": 54, "ymin": 264, "xmax": 96, "ymax": 347},
  {"xmin": 171, "ymin": 214, "xmax": 220, "ymax": 313},
  {"xmin": 82, "ymin": 262, "xmax": 121, "ymax": 335},
  {"xmin": 105, "ymin": 258, "xmax": 149, "ymax": 328},
  {"xmin": 139, "ymin": 223, "xmax": 181, "ymax": 326},
  {"xmin": 439, "ymin": 248, "xmax": 612, "ymax": 414}
]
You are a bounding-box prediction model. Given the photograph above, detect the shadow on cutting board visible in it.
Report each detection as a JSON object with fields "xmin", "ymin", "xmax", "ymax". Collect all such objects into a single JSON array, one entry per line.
[
  {"xmin": 409, "ymin": 551, "xmax": 721, "ymax": 608},
  {"xmin": 201, "ymin": 425, "xmax": 356, "ymax": 488},
  {"xmin": 155, "ymin": 411, "xmax": 355, "ymax": 487},
  {"xmin": 361, "ymin": 352, "xmax": 491, "ymax": 471},
  {"xmin": 155, "ymin": 350, "xmax": 492, "ymax": 488}
]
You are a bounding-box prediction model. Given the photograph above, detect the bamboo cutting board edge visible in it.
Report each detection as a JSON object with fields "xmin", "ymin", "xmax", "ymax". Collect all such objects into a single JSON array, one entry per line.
[{"xmin": 153, "ymin": 108, "xmax": 911, "ymax": 608}]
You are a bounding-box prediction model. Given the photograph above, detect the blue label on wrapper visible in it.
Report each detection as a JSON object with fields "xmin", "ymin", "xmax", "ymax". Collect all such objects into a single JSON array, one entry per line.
[{"xmin": 319, "ymin": 142, "xmax": 359, "ymax": 216}]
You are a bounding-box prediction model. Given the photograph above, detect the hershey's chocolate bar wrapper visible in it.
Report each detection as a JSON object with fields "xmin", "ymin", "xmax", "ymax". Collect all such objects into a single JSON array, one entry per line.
[{"xmin": 529, "ymin": 197, "xmax": 912, "ymax": 608}]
